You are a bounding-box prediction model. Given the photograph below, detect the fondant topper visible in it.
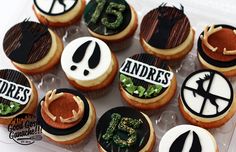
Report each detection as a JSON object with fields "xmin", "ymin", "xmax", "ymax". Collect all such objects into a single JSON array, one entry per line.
[
  {"xmin": 0, "ymin": 78, "xmax": 31, "ymax": 105},
  {"xmin": 34, "ymin": 0, "xmax": 78, "ymax": 16},
  {"xmin": 120, "ymin": 58, "xmax": 173, "ymax": 88},
  {"xmin": 181, "ymin": 70, "xmax": 233, "ymax": 118},
  {"xmin": 61, "ymin": 37, "xmax": 111, "ymax": 81}
]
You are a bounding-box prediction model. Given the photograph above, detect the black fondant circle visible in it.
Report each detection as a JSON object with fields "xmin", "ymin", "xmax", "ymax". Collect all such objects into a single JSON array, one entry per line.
[
  {"xmin": 181, "ymin": 69, "xmax": 234, "ymax": 118},
  {"xmin": 37, "ymin": 88, "xmax": 90, "ymax": 135},
  {"xmin": 119, "ymin": 53, "xmax": 169, "ymax": 99},
  {"xmin": 197, "ymin": 24, "xmax": 236, "ymax": 68},
  {"xmin": 84, "ymin": 0, "xmax": 131, "ymax": 36},
  {"xmin": 96, "ymin": 106, "xmax": 151, "ymax": 152},
  {"xmin": 34, "ymin": 0, "xmax": 78, "ymax": 16},
  {"xmin": 0, "ymin": 69, "xmax": 31, "ymax": 117}
]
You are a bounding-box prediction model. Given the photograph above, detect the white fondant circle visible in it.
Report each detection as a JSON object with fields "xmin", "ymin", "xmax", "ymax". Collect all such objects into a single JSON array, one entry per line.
[
  {"xmin": 181, "ymin": 70, "xmax": 233, "ymax": 118},
  {"xmin": 61, "ymin": 37, "xmax": 112, "ymax": 81},
  {"xmin": 159, "ymin": 125, "xmax": 217, "ymax": 152},
  {"xmin": 34, "ymin": 0, "xmax": 78, "ymax": 15}
]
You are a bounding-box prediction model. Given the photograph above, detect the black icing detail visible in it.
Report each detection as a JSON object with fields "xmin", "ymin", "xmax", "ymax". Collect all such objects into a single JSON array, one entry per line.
[
  {"xmin": 197, "ymin": 24, "xmax": 236, "ymax": 68},
  {"xmin": 70, "ymin": 65, "xmax": 77, "ymax": 71},
  {"xmin": 72, "ymin": 40, "xmax": 92, "ymax": 64},
  {"xmin": 119, "ymin": 53, "xmax": 169, "ymax": 99},
  {"xmin": 9, "ymin": 19, "xmax": 48, "ymax": 64},
  {"xmin": 88, "ymin": 42, "xmax": 101, "ymax": 69},
  {"xmin": 83, "ymin": 69, "xmax": 89, "ymax": 76},
  {"xmin": 34, "ymin": 0, "xmax": 78, "ymax": 16},
  {"xmin": 190, "ymin": 131, "xmax": 202, "ymax": 152},
  {"xmin": 170, "ymin": 130, "xmax": 190, "ymax": 152},
  {"xmin": 36, "ymin": 88, "xmax": 90, "ymax": 135},
  {"xmin": 170, "ymin": 130, "xmax": 202, "ymax": 152},
  {"xmin": 84, "ymin": 0, "xmax": 131, "ymax": 36},
  {"xmin": 71, "ymin": 40, "xmax": 102, "ymax": 76},
  {"xmin": 0, "ymin": 69, "xmax": 31, "ymax": 117},
  {"xmin": 181, "ymin": 69, "xmax": 234, "ymax": 118},
  {"xmin": 148, "ymin": 4, "xmax": 185, "ymax": 49},
  {"xmin": 96, "ymin": 106, "xmax": 150, "ymax": 152}
]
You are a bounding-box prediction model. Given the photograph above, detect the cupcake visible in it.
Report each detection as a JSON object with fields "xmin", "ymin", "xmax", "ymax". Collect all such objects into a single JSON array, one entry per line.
[
  {"xmin": 179, "ymin": 69, "xmax": 236, "ymax": 128},
  {"xmin": 197, "ymin": 24, "xmax": 236, "ymax": 77},
  {"xmin": 159, "ymin": 125, "xmax": 218, "ymax": 152},
  {"xmin": 3, "ymin": 20, "xmax": 63, "ymax": 75},
  {"xmin": 96, "ymin": 106, "xmax": 156, "ymax": 152},
  {"xmin": 61, "ymin": 36, "xmax": 118, "ymax": 91},
  {"xmin": 33, "ymin": 0, "xmax": 86, "ymax": 27},
  {"xmin": 0, "ymin": 69, "xmax": 38, "ymax": 125},
  {"xmin": 140, "ymin": 4, "xmax": 195, "ymax": 60},
  {"xmin": 119, "ymin": 53, "xmax": 177, "ymax": 110},
  {"xmin": 84, "ymin": 0, "xmax": 138, "ymax": 42},
  {"xmin": 37, "ymin": 88, "xmax": 96, "ymax": 144}
]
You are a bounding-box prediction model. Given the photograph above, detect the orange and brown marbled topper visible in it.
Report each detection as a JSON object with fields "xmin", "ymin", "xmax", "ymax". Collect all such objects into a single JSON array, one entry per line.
[
  {"xmin": 3, "ymin": 20, "xmax": 52, "ymax": 64},
  {"xmin": 202, "ymin": 28, "xmax": 236, "ymax": 62},
  {"xmin": 140, "ymin": 5, "xmax": 190, "ymax": 49},
  {"xmin": 198, "ymin": 24, "xmax": 236, "ymax": 67},
  {"xmin": 41, "ymin": 93, "xmax": 80, "ymax": 129}
]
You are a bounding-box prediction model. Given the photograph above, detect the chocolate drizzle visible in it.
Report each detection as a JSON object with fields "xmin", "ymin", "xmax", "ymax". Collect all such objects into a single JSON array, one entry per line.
[
  {"xmin": 140, "ymin": 4, "xmax": 190, "ymax": 49},
  {"xmin": 3, "ymin": 20, "xmax": 52, "ymax": 64},
  {"xmin": 0, "ymin": 69, "xmax": 31, "ymax": 116}
]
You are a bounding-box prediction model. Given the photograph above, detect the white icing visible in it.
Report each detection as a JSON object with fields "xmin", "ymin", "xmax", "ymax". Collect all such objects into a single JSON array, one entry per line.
[
  {"xmin": 183, "ymin": 89, "xmax": 204, "ymax": 113},
  {"xmin": 61, "ymin": 37, "xmax": 112, "ymax": 81},
  {"xmin": 34, "ymin": 0, "xmax": 77, "ymax": 15},
  {"xmin": 159, "ymin": 125, "xmax": 217, "ymax": 152},
  {"xmin": 182, "ymin": 71, "xmax": 232, "ymax": 116},
  {"xmin": 120, "ymin": 58, "xmax": 173, "ymax": 88}
]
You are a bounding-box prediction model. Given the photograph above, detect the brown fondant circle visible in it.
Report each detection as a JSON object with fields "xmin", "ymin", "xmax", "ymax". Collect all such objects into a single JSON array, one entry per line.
[
  {"xmin": 3, "ymin": 21, "xmax": 52, "ymax": 64},
  {"xmin": 202, "ymin": 28, "xmax": 236, "ymax": 62},
  {"xmin": 41, "ymin": 93, "xmax": 81, "ymax": 129},
  {"xmin": 140, "ymin": 6, "xmax": 190, "ymax": 49}
]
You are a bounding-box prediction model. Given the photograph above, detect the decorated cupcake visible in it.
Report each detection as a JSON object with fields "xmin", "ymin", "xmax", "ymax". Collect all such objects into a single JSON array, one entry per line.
[
  {"xmin": 197, "ymin": 24, "xmax": 236, "ymax": 77},
  {"xmin": 61, "ymin": 36, "xmax": 118, "ymax": 91},
  {"xmin": 3, "ymin": 20, "xmax": 63, "ymax": 75},
  {"xmin": 159, "ymin": 125, "xmax": 218, "ymax": 152},
  {"xmin": 119, "ymin": 53, "xmax": 177, "ymax": 110},
  {"xmin": 0, "ymin": 69, "xmax": 38, "ymax": 125},
  {"xmin": 179, "ymin": 69, "xmax": 236, "ymax": 128},
  {"xmin": 96, "ymin": 106, "xmax": 156, "ymax": 152},
  {"xmin": 140, "ymin": 4, "xmax": 195, "ymax": 60},
  {"xmin": 37, "ymin": 88, "xmax": 96, "ymax": 144},
  {"xmin": 33, "ymin": 0, "xmax": 86, "ymax": 27},
  {"xmin": 84, "ymin": 0, "xmax": 138, "ymax": 42}
]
